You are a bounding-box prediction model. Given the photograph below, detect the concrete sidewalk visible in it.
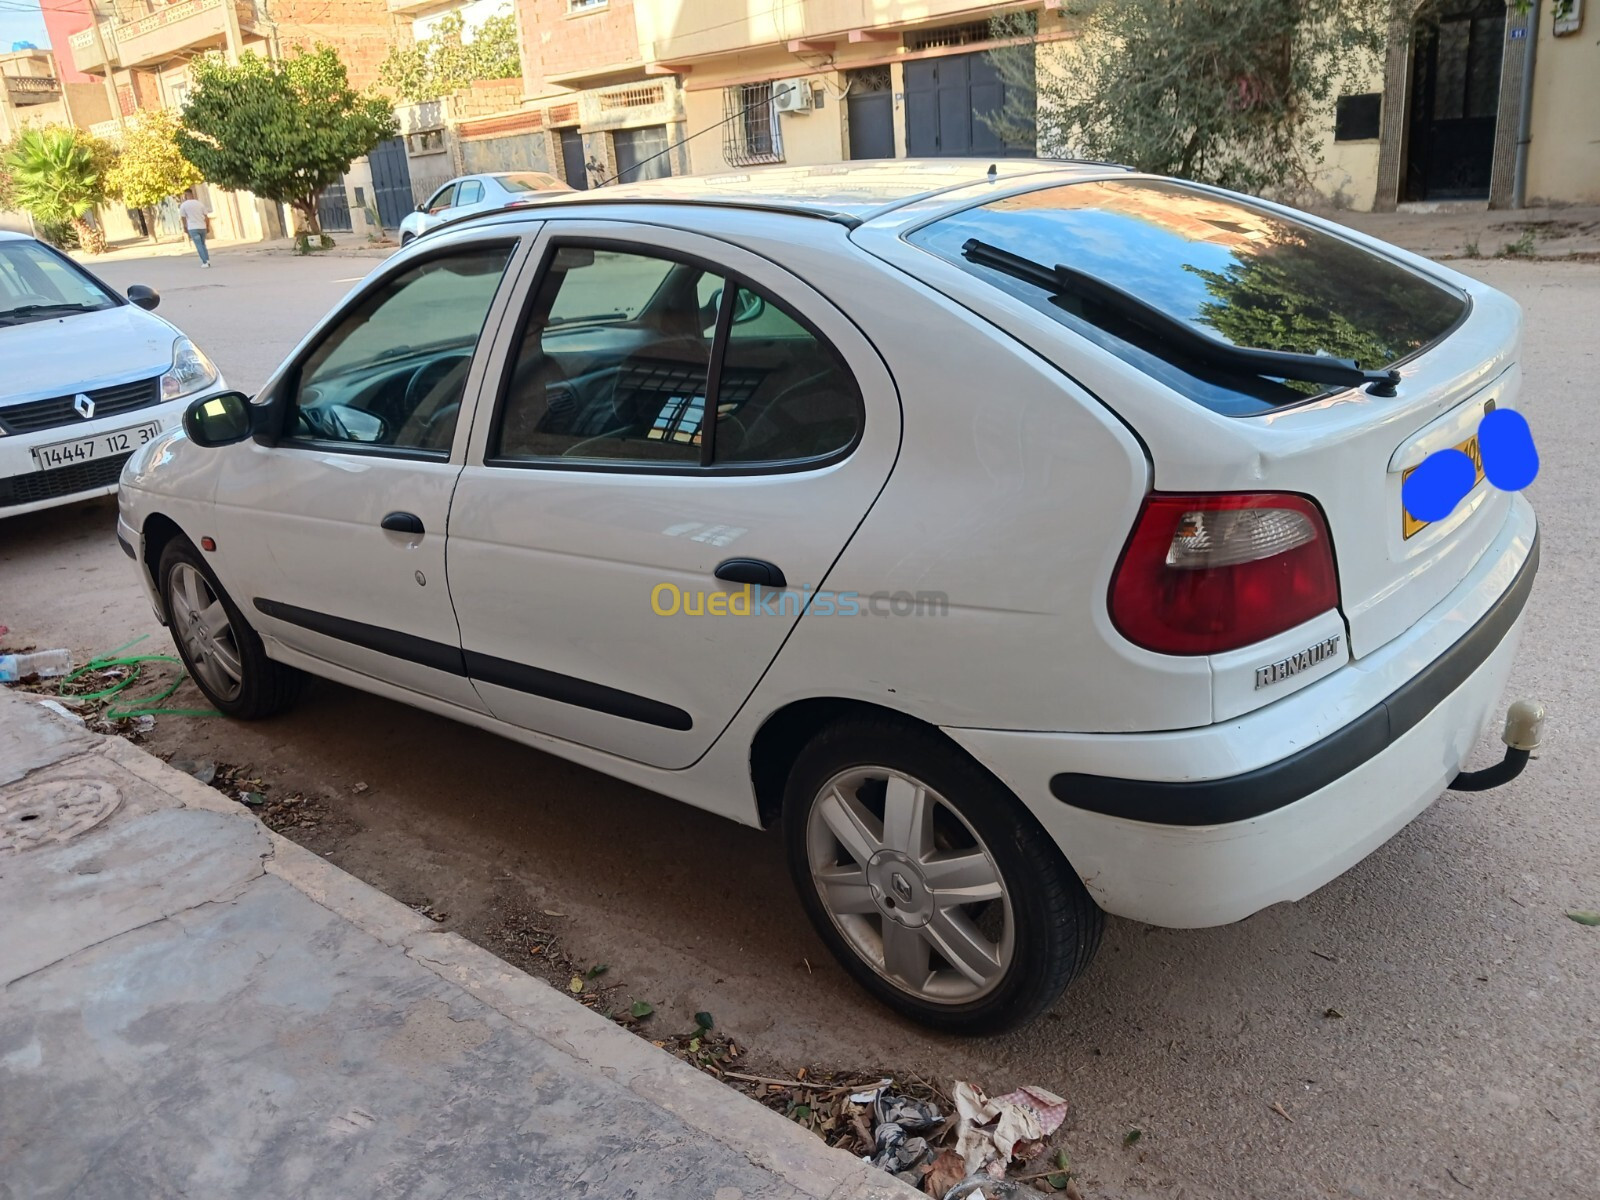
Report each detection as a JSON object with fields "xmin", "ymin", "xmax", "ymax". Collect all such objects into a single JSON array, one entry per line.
[{"xmin": 0, "ymin": 692, "xmax": 913, "ymax": 1200}]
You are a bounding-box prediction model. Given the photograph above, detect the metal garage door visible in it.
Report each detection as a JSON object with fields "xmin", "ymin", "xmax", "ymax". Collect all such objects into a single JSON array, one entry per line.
[
  {"xmin": 613, "ymin": 125, "xmax": 672, "ymax": 184},
  {"xmin": 317, "ymin": 181, "xmax": 353, "ymax": 232},
  {"xmin": 368, "ymin": 137, "xmax": 415, "ymax": 229},
  {"xmin": 904, "ymin": 50, "xmax": 1033, "ymax": 158},
  {"xmin": 846, "ymin": 66, "xmax": 895, "ymax": 160}
]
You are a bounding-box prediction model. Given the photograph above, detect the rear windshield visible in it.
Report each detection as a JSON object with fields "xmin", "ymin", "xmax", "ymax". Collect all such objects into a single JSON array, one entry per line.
[{"xmin": 908, "ymin": 179, "xmax": 1468, "ymax": 415}]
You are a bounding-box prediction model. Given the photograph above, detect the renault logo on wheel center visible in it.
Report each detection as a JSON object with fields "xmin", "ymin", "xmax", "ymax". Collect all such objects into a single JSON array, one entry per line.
[{"xmin": 73, "ymin": 393, "xmax": 95, "ymax": 420}]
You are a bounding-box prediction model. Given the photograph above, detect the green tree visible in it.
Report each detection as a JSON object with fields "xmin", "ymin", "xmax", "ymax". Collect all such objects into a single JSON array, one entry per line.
[
  {"xmin": 177, "ymin": 47, "xmax": 397, "ymax": 236},
  {"xmin": 105, "ymin": 109, "xmax": 203, "ymax": 239},
  {"xmin": 1189, "ymin": 228, "xmax": 1452, "ymax": 356},
  {"xmin": 986, "ymin": 1, "xmax": 1396, "ymax": 195},
  {"xmin": 4, "ymin": 125, "xmax": 117, "ymax": 253},
  {"xmin": 378, "ymin": 8, "xmax": 522, "ymax": 103}
]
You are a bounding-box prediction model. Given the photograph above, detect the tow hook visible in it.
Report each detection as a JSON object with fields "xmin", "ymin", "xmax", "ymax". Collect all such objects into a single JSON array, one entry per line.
[{"xmin": 1449, "ymin": 699, "xmax": 1546, "ymax": 792}]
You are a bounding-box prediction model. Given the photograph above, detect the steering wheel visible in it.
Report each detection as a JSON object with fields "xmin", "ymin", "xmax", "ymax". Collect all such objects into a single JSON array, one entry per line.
[{"xmin": 404, "ymin": 355, "xmax": 469, "ymax": 423}]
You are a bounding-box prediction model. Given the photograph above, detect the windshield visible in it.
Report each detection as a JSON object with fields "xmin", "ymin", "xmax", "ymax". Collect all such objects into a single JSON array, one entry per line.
[
  {"xmin": 500, "ymin": 173, "xmax": 563, "ymax": 193},
  {"xmin": 0, "ymin": 239, "xmax": 119, "ymax": 326},
  {"xmin": 908, "ymin": 179, "xmax": 1468, "ymax": 415}
]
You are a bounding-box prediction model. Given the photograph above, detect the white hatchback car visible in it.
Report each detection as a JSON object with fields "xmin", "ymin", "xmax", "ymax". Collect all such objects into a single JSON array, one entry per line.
[
  {"xmin": 118, "ymin": 162, "xmax": 1542, "ymax": 1033},
  {"xmin": 1, "ymin": 231, "xmax": 225, "ymax": 518},
  {"xmin": 398, "ymin": 171, "xmax": 570, "ymax": 245}
]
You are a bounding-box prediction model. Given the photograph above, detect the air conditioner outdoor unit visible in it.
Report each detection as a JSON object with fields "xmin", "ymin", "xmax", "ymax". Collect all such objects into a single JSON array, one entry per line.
[{"xmin": 772, "ymin": 80, "xmax": 813, "ymax": 114}]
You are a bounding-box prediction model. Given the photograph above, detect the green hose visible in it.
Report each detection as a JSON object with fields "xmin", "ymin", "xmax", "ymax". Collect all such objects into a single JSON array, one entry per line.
[{"xmin": 58, "ymin": 634, "xmax": 221, "ymax": 719}]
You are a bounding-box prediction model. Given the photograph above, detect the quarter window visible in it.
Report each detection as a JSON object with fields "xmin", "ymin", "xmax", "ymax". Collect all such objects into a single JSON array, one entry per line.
[
  {"xmin": 290, "ymin": 245, "xmax": 513, "ymax": 454},
  {"xmin": 713, "ymin": 286, "xmax": 861, "ymax": 464}
]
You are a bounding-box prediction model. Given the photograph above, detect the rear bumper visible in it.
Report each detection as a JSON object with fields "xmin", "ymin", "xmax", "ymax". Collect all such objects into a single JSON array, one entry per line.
[
  {"xmin": 946, "ymin": 496, "xmax": 1538, "ymax": 928},
  {"xmin": 1050, "ymin": 532, "xmax": 1538, "ymax": 825}
]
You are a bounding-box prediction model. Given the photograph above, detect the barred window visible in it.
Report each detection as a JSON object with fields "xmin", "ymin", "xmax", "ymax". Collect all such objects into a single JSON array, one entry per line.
[{"xmin": 722, "ymin": 82, "xmax": 784, "ymax": 167}]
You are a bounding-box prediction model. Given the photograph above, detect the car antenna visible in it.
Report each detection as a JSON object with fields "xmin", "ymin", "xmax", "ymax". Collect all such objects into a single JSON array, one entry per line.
[{"xmin": 987, "ymin": 163, "xmax": 998, "ymax": 181}]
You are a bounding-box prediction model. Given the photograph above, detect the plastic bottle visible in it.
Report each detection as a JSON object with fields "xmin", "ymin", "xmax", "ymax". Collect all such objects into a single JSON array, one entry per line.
[{"xmin": 0, "ymin": 649, "xmax": 73, "ymax": 682}]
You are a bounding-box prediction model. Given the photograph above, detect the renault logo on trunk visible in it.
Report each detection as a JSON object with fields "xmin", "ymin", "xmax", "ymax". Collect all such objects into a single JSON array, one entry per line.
[{"xmin": 73, "ymin": 393, "xmax": 95, "ymax": 420}]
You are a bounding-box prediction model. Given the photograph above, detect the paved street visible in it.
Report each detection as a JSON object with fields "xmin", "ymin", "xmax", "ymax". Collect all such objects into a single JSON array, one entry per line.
[{"xmin": 4, "ymin": 244, "xmax": 1598, "ymax": 1199}]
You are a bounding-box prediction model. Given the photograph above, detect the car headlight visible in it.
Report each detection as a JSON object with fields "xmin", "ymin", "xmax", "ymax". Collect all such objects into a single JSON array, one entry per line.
[{"xmin": 160, "ymin": 337, "xmax": 218, "ymax": 401}]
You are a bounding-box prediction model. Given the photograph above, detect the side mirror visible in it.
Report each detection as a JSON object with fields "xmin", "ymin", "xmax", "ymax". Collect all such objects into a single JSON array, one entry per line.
[
  {"xmin": 127, "ymin": 284, "xmax": 160, "ymax": 311},
  {"xmin": 183, "ymin": 391, "xmax": 254, "ymax": 448}
]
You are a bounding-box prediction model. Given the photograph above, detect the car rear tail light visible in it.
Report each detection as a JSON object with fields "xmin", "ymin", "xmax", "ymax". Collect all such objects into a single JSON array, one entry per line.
[{"xmin": 1110, "ymin": 493, "xmax": 1339, "ymax": 655}]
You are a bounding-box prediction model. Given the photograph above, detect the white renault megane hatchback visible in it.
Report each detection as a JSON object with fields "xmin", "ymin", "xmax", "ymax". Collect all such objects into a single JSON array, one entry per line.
[
  {"xmin": 116, "ymin": 161, "xmax": 1542, "ymax": 1032},
  {"xmin": 1, "ymin": 231, "xmax": 226, "ymax": 517}
]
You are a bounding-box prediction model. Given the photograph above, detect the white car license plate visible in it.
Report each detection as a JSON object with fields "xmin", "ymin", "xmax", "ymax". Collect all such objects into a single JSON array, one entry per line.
[{"xmin": 31, "ymin": 422, "xmax": 162, "ymax": 471}]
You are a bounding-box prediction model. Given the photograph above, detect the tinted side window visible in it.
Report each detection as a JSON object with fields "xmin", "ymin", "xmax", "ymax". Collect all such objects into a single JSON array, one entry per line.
[
  {"xmin": 457, "ymin": 180, "xmax": 485, "ymax": 205},
  {"xmin": 712, "ymin": 286, "xmax": 861, "ymax": 464},
  {"xmin": 291, "ymin": 245, "xmax": 512, "ymax": 453},
  {"xmin": 494, "ymin": 247, "xmax": 723, "ymax": 464}
]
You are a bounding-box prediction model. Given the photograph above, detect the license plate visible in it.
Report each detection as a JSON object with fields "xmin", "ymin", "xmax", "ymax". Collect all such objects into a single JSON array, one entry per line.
[
  {"xmin": 1402, "ymin": 433, "xmax": 1484, "ymax": 539},
  {"xmin": 31, "ymin": 421, "xmax": 162, "ymax": 471}
]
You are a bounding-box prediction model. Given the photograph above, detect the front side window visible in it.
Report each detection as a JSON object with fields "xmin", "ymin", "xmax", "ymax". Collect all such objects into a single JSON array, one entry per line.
[
  {"xmin": 426, "ymin": 184, "xmax": 457, "ymax": 214},
  {"xmin": 290, "ymin": 245, "xmax": 513, "ymax": 454},
  {"xmin": 909, "ymin": 179, "xmax": 1468, "ymax": 415},
  {"xmin": 492, "ymin": 244, "xmax": 862, "ymax": 470},
  {"xmin": 495, "ymin": 247, "xmax": 721, "ymax": 464},
  {"xmin": 0, "ymin": 240, "xmax": 118, "ymax": 327}
]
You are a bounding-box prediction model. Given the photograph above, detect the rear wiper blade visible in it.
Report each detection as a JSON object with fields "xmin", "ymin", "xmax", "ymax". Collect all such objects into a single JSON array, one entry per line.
[{"xmin": 961, "ymin": 238, "xmax": 1401, "ymax": 397}]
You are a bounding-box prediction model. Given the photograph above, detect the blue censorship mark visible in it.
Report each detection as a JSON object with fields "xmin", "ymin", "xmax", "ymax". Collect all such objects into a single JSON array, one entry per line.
[
  {"xmin": 1479, "ymin": 408, "xmax": 1539, "ymax": 491},
  {"xmin": 1403, "ymin": 448, "xmax": 1479, "ymax": 523},
  {"xmin": 1403, "ymin": 408, "xmax": 1540, "ymax": 529}
]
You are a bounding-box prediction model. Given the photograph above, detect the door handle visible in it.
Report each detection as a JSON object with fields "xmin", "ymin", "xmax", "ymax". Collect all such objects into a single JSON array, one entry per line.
[
  {"xmin": 714, "ymin": 558, "xmax": 786, "ymax": 588},
  {"xmin": 381, "ymin": 511, "xmax": 425, "ymax": 535}
]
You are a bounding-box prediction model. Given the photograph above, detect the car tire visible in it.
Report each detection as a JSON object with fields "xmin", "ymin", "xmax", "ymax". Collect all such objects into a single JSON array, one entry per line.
[
  {"xmin": 158, "ymin": 536, "xmax": 303, "ymax": 719},
  {"xmin": 782, "ymin": 716, "xmax": 1103, "ymax": 1034}
]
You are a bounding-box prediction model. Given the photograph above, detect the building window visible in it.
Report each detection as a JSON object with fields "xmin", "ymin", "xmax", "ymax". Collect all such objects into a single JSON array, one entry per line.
[
  {"xmin": 722, "ymin": 82, "xmax": 783, "ymax": 167},
  {"xmin": 1334, "ymin": 93, "xmax": 1382, "ymax": 142},
  {"xmin": 566, "ymin": 0, "xmax": 607, "ymax": 12}
]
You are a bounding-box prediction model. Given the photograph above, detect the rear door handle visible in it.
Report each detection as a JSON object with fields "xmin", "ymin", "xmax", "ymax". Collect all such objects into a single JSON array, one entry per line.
[
  {"xmin": 714, "ymin": 558, "xmax": 786, "ymax": 588},
  {"xmin": 381, "ymin": 511, "xmax": 425, "ymax": 535}
]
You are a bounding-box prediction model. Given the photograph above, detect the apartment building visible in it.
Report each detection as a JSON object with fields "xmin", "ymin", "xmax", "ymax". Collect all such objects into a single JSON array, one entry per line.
[
  {"xmin": 628, "ymin": 0, "xmax": 1596, "ymax": 211},
  {"xmin": 630, "ymin": 1, "xmax": 1061, "ymax": 175}
]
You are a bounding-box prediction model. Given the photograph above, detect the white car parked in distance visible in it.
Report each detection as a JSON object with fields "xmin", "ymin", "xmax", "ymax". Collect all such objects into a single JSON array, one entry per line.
[
  {"xmin": 117, "ymin": 161, "xmax": 1543, "ymax": 1033},
  {"xmin": 398, "ymin": 171, "xmax": 571, "ymax": 245},
  {"xmin": 1, "ymin": 231, "xmax": 226, "ymax": 518}
]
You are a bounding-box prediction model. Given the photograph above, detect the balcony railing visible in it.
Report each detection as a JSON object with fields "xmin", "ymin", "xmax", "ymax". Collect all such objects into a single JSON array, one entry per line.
[{"xmin": 69, "ymin": 0, "xmax": 258, "ymax": 70}]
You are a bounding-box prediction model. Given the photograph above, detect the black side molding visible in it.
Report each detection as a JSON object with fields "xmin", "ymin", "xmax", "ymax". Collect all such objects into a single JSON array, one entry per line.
[
  {"xmin": 117, "ymin": 532, "xmax": 137, "ymax": 560},
  {"xmin": 464, "ymin": 651, "xmax": 692, "ymax": 731},
  {"xmin": 1050, "ymin": 533, "xmax": 1540, "ymax": 826},
  {"xmin": 252, "ymin": 598, "xmax": 691, "ymax": 731}
]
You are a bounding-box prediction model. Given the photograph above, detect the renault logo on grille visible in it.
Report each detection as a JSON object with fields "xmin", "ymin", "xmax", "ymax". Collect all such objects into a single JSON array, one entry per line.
[{"xmin": 73, "ymin": 393, "xmax": 96, "ymax": 420}]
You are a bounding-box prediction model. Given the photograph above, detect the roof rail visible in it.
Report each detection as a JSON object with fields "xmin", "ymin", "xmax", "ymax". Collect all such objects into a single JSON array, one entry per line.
[{"xmin": 419, "ymin": 195, "xmax": 863, "ymax": 241}]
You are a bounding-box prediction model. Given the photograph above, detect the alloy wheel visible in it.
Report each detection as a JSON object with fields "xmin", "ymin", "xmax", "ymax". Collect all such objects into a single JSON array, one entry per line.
[
  {"xmin": 805, "ymin": 766, "xmax": 1014, "ymax": 1004},
  {"xmin": 169, "ymin": 562, "xmax": 244, "ymax": 702}
]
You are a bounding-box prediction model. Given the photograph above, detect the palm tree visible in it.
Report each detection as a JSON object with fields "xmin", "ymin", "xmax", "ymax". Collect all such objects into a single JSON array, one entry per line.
[{"xmin": 5, "ymin": 127, "xmax": 111, "ymax": 253}]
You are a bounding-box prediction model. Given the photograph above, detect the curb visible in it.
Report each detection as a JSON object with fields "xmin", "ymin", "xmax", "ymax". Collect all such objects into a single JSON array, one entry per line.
[{"xmin": 80, "ymin": 722, "xmax": 918, "ymax": 1200}]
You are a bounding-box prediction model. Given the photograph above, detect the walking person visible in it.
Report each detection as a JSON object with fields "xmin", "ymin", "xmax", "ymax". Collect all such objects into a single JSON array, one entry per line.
[{"xmin": 178, "ymin": 189, "xmax": 212, "ymax": 268}]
